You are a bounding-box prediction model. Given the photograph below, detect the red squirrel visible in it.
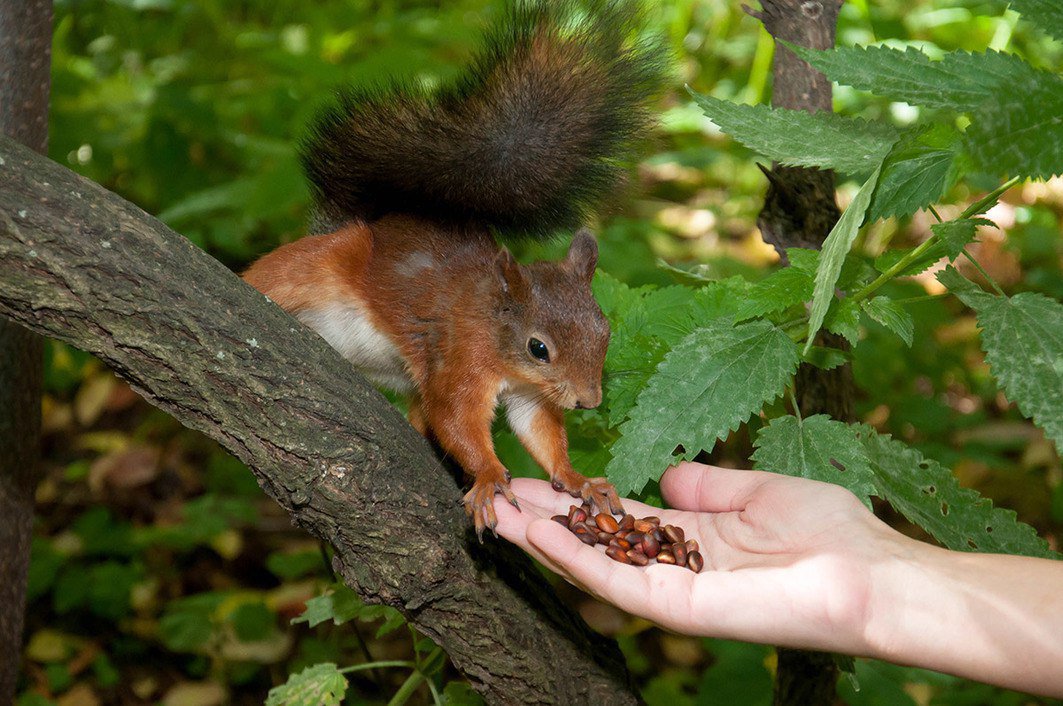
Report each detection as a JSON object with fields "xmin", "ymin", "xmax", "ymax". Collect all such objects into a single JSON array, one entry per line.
[{"xmin": 243, "ymin": 0, "xmax": 664, "ymax": 539}]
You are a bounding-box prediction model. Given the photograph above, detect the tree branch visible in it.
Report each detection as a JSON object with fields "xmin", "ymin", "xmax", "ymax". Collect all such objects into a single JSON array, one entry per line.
[
  {"xmin": 0, "ymin": 135, "xmax": 637, "ymax": 704},
  {"xmin": 0, "ymin": 1, "xmax": 51, "ymax": 702}
]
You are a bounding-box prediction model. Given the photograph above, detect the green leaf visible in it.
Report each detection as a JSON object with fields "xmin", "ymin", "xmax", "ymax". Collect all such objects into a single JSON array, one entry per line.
[
  {"xmin": 787, "ymin": 45, "xmax": 1041, "ymax": 111},
  {"xmin": 753, "ymin": 415, "xmax": 877, "ymax": 508},
  {"xmin": 861, "ymin": 297, "xmax": 914, "ymax": 346},
  {"xmin": 292, "ymin": 585, "xmax": 365, "ymax": 628},
  {"xmin": 824, "ymin": 299, "xmax": 861, "ymax": 346},
  {"xmin": 931, "ymin": 218, "xmax": 994, "ymax": 261},
  {"xmin": 734, "ymin": 267, "xmax": 814, "ymax": 321},
  {"xmin": 867, "ymin": 125, "xmax": 961, "ymax": 222},
  {"xmin": 805, "ymin": 167, "xmax": 881, "ymax": 352},
  {"xmin": 862, "ymin": 429, "xmax": 1055, "ymax": 558},
  {"xmin": 939, "ymin": 267, "xmax": 1063, "ymax": 453},
  {"xmin": 688, "ymin": 89, "xmax": 897, "ymax": 174},
  {"xmin": 1008, "ymin": 0, "xmax": 1063, "ymax": 41},
  {"xmin": 606, "ymin": 320, "xmax": 801, "ymax": 496},
  {"xmin": 231, "ymin": 601, "xmax": 276, "ymax": 642},
  {"xmin": 604, "ymin": 330, "xmax": 667, "ymax": 426},
  {"xmin": 266, "ymin": 663, "xmax": 348, "ymax": 706},
  {"xmin": 964, "ymin": 75, "xmax": 1063, "ymax": 180},
  {"xmin": 802, "ymin": 346, "xmax": 850, "ymax": 371},
  {"xmin": 443, "ymin": 681, "xmax": 486, "ymax": 706}
]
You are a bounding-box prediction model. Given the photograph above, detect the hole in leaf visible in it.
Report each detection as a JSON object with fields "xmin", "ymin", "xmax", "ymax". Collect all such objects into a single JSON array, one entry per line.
[
  {"xmin": 671, "ymin": 444, "xmax": 685, "ymax": 457},
  {"xmin": 986, "ymin": 526, "xmax": 993, "ymax": 533},
  {"xmin": 967, "ymin": 539, "xmax": 978, "ymax": 550},
  {"xmin": 918, "ymin": 461, "xmax": 930, "ymax": 470},
  {"xmin": 922, "ymin": 485, "xmax": 937, "ymax": 495},
  {"xmin": 829, "ymin": 458, "xmax": 846, "ymax": 472},
  {"xmin": 940, "ymin": 503, "xmax": 949, "ymax": 516}
]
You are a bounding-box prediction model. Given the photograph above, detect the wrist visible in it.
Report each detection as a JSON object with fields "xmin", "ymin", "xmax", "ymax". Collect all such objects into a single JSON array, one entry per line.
[{"xmin": 859, "ymin": 525, "xmax": 944, "ymax": 662}]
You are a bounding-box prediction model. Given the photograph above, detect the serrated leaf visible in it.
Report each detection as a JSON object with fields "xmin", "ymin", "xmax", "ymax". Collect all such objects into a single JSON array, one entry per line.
[
  {"xmin": 803, "ymin": 345, "xmax": 851, "ymax": 371},
  {"xmin": 867, "ymin": 125, "xmax": 961, "ymax": 222},
  {"xmin": 266, "ymin": 663, "xmax": 347, "ymax": 706},
  {"xmin": 861, "ymin": 297, "xmax": 914, "ymax": 346},
  {"xmin": 824, "ymin": 298, "xmax": 861, "ymax": 346},
  {"xmin": 606, "ymin": 321, "xmax": 801, "ymax": 496},
  {"xmin": 292, "ymin": 585, "xmax": 364, "ymax": 628},
  {"xmin": 806, "ymin": 167, "xmax": 881, "ymax": 352},
  {"xmin": 788, "ymin": 45, "xmax": 1043, "ymax": 111},
  {"xmin": 1009, "ymin": 0, "xmax": 1063, "ymax": 42},
  {"xmin": 939, "ymin": 267, "xmax": 1063, "ymax": 453},
  {"xmin": 862, "ymin": 428, "xmax": 1054, "ymax": 558},
  {"xmin": 689, "ymin": 89, "xmax": 897, "ymax": 175},
  {"xmin": 965, "ymin": 75, "xmax": 1063, "ymax": 180},
  {"xmin": 931, "ymin": 218, "xmax": 994, "ymax": 261},
  {"xmin": 734, "ymin": 267, "xmax": 814, "ymax": 321},
  {"xmin": 753, "ymin": 415, "xmax": 877, "ymax": 507},
  {"xmin": 604, "ymin": 330, "xmax": 667, "ymax": 426}
]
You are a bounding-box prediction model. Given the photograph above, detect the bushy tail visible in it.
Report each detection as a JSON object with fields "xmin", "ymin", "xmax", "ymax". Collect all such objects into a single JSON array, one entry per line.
[{"xmin": 300, "ymin": 0, "xmax": 666, "ymax": 239}]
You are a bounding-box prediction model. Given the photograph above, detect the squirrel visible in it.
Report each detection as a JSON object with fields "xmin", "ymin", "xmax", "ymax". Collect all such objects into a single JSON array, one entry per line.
[{"xmin": 243, "ymin": 0, "xmax": 664, "ymax": 539}]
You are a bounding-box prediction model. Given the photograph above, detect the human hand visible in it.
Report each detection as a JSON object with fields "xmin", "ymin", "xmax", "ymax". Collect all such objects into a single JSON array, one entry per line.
[{"xmin": 493, "ymin": 462, "xmax": 910, "ymax": 656}]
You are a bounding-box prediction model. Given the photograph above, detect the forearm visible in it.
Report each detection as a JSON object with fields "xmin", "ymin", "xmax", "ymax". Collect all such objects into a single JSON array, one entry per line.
[{"xmin": 867, "ymin": 537, "xmax": 1063, "ymax": 697}]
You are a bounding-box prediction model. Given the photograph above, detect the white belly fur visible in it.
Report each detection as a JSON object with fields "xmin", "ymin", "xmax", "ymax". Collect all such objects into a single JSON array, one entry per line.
[{"xmin": 298, "ymin": 303, "xmax": 413, "ymax": 392}]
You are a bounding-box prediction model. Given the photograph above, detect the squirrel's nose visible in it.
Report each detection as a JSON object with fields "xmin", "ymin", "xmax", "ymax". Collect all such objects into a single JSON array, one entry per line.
[{"xmin": 576, "ymin": 386, "xmax": 602, "ymax": 410}]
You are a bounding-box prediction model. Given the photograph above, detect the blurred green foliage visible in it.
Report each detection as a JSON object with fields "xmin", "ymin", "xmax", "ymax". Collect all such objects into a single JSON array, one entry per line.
[{"xmin": 21, "ymin": 0, "xmax": 1063, "ymax": 704}]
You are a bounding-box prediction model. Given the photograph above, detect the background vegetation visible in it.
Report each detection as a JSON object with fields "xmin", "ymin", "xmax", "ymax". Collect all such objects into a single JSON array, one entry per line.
[{"xmin": 21, "ymin": 0, "xmax": 1062, "ymax": 703}]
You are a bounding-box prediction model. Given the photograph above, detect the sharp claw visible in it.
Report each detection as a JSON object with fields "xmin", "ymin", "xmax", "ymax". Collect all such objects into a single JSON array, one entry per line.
[
  {"xmin": 476, "ymin": 525, "xmax": 485, "ymax": 544},
  {"xmin": 509, "ymin": 495, "xmax": 520, "ymax": 510}
]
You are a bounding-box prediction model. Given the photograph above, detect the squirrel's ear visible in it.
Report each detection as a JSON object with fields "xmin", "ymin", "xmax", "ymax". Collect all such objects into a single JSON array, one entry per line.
[
  {"xmin": 494, "ymin": 248, "xmax": 528, "ymax": 296},
  {"xmin": 567, "ymin": 228, "xmax": 598, "ymax": 281}
]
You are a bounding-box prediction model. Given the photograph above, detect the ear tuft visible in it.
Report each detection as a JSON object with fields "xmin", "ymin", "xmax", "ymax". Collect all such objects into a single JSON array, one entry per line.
[
  {"xmin": 567, "ymin": 228, "xmax": 599, "ymax": 281},
  {"xmin": 495, "ymin": 248, "xmax": 527, "ymax": 295}
]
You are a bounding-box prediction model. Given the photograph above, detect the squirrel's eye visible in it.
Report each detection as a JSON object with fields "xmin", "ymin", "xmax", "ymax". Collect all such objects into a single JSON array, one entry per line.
[{"xmin": 528, "ymin": 337, "xmax": 550, "ymax": 363}]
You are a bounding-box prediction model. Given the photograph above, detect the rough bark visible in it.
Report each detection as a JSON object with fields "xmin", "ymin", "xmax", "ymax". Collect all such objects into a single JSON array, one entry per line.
[
  {"xmin": 0, "ymin": 136, "xmax": 638, "ymax": 705},
  {"xmin": 0, "ymin": 2, "xmax": 51, "ymax": 702},
  {"xmin": 746, "ymin": 1, "xmax": 850, "ymax": 704}
]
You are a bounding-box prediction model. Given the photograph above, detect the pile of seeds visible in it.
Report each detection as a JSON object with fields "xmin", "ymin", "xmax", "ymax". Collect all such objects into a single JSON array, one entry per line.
[{"xmin": 552, "ymin": 504, "xmax": 703, "ymax": 573}]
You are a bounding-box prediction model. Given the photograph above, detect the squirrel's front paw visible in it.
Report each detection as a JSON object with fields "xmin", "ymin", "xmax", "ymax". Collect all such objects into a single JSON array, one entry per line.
[
  {"xmin": 463, "ymin": 478, "xmax": 519, "ymax": 542},
  {"xmin": 552, "ymin": 474, "xmax": 624, "ymax": 516}
]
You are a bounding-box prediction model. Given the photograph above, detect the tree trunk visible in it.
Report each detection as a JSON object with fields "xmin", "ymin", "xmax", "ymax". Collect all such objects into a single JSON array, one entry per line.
[
  {"xmin": 746, "ymin": 1, "xmax": 850, "ymax": 704},
  {"xmin": 0, "ymin": 136, "xmax": 639, "ymax": 704},
  {"xmin": 0, "ymin": 2, "xmax": 51, "ymax": 702}
]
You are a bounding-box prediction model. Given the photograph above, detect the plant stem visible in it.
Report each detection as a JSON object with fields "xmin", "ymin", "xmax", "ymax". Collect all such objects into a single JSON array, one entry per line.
[
  {"xmin": 850, "ymin": 177, "xmax": 1021, "ymax": 304},
  {"xmin": 341, "ymin": 661, "xmax": 415, "ymax": 674},
  {"xmin": 961, "ymin": 248, "xmax": 1006, "ymax": 295},
  {"xmin": 387, "ymin": 647, "xmax": 444, "ymax": 706}
]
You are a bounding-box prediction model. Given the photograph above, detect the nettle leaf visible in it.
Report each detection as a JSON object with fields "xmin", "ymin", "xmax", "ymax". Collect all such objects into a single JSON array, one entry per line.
[
  {"xmin": 734, "ymin": 267, "xmax": 814, "ymax": 321},
  {"xmin": 691, "ymin": 276, "xmax": 755, "ymax": 323},
  {"xmin": 266, "ymin": 663, "xmax": 348, "ymax": 706},
  {"xmin": 753, "ymin": 415, "xmax": 877, "ymax": 508},
  {"xmin": 931, "ymin": 218, "xmax": 995, "ymax": 261},
  {"xmin": 606, "ymin": 320, "xmax": 800, "ymax": 496},
  {"xmin": 940, "ymin": 267, "xmax": 1063, "ymax": 453},
  {"xmin": 604, "ymin": 330, "xmax": 668, "ymax": 426},
  {"xmin": 965, "ymin": 74, "xmax": 1063, "ymax": 180},
  {"xmin": 862, "ymin": 428, "xmax": 1054, "ymax": 558},
  {"xmin": 867, "ymin": 125, "xmax": 961, "ymax": 222},
  {"xmin": 824, "ymin": 298, "xmax": 861, "ymax": 346},
  {"xmin": 806, "ymin": 167, "xmax": 881, "ymax": 352},
  {"xmin": 861, "ymin": 297, "xmax": 914, "ymax": 346},
  {"xmin": 803, "ymin": 345, "xmax": 851, "ymax": 371},
  {"xmin": 292, "ymin": 585, "xmax": 364, "ymax": 628},
  {"xmin": 787, "ymin": 45, "xmax": 1040, "ymax": 111},
  {"xmin": 1009, "ymin": 0, "xmax": 1063, "ymax": 42},
  {"xmin": 688, "ymin": 89, "xmax": 897, "ymax": 175}
]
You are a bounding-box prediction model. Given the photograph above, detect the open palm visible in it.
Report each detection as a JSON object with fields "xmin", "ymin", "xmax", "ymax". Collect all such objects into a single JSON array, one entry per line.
[{"xmin": 494, "ymin": 462, "xmax": 898, "ymax": 656}]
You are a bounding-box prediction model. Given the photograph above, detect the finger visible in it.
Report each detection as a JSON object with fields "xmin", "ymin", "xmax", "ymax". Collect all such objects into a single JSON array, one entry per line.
[
  {"xmin": 493, "ymin": 503, "xmax": 578, "ymax": 578},
  {"xmin": 527, "ymin": 519, "xmax": 655, "ymax": 611},
  {"xmin": 509, "ymin": 477, "xmax": 664, "ymax": 518},
  {"xmin": 660, "ymin": 462, "xmax": 775, "ymax": 513}
]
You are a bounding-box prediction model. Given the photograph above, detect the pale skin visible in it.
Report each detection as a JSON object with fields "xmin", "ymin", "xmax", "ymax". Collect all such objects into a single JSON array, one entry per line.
[{"xmin": 493, "ymin": 462, "xmax": 1063, "ymax": 698}]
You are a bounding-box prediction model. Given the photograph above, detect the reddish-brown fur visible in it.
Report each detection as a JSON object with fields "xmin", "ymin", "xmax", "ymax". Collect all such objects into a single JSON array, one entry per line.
[{"xmin": 243, "ymin": 214, "xmax": 620, "ymax": 537}]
